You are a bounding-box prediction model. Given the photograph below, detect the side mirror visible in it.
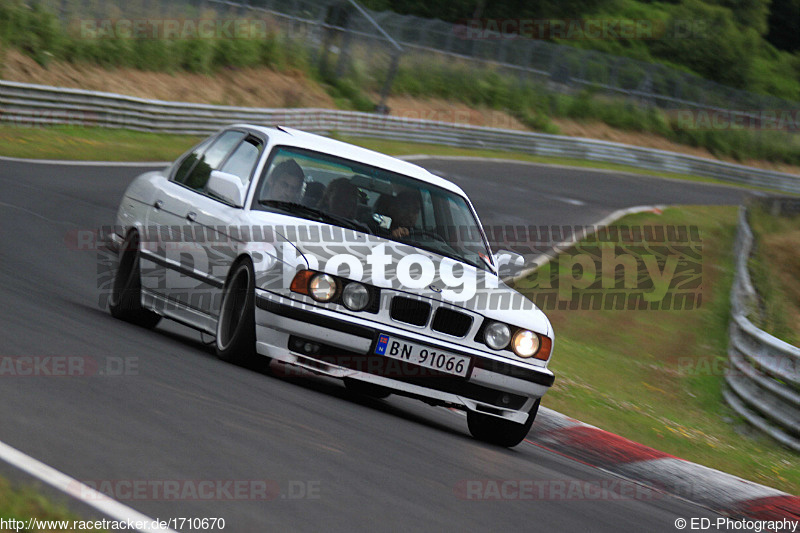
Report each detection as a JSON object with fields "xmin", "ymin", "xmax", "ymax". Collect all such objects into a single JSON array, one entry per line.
[
  {"xmin": 494, "ymin": 249, "xmax": 527, "ymax": 280},
  {"xmin": 207, "ymin": 170, "xmax": 246, "ymax": 207}
]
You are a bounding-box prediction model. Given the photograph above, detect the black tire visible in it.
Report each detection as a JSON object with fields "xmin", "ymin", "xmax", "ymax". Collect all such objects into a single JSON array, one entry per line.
[
  {"xmin": 108, "ymin": 231, "xmax": 161, "ymax": 329},
  {"xmin": 467, "ymin": 398, "xmax": 540, "ymax": 448},
  {"xmin": 344, "ymin": 378, "xmax": 392, "ymax": 399},
  {"xmin": 215, "ymin": 259, "xmax": 262, "ymax": 368}
]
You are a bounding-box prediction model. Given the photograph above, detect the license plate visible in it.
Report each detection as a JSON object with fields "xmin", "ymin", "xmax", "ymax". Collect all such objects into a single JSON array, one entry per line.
[{"xmin": 374, "ymin": 334, "xmax": 470, "ymax": 377}]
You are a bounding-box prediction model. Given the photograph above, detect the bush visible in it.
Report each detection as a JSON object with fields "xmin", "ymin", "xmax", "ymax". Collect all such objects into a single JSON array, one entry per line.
[
  {"xmin": 131, "ymin": 38, "xmax": 173, "ymax": 71},
  {"xmin": 176, "ymin": 38, "xmax": 213, "ymax": 74}
]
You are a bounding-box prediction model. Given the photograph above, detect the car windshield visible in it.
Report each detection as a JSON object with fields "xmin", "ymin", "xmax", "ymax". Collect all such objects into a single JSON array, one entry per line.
[{"xmin": 253, "ymin": 146, "xmax": 494, "ymax": 271}]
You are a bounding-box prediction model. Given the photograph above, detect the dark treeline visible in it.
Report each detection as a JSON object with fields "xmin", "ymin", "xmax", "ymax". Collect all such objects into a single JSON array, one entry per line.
[{"xmin": 362, "ymin": 0, "xmax": 800, "ymax": 100}]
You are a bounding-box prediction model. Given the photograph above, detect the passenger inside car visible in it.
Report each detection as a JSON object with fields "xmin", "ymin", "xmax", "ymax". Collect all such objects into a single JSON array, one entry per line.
[{"xmin": 263, "ymin": 159, "xmax": 305, "ymax": 202}]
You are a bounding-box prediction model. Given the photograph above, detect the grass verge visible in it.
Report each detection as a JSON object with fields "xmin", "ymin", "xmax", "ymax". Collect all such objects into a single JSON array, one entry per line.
[
  {"xmin": 512, "ymin": 206, "xmax": 799, "ymax": 494},
  {"xmin": 0, "ymin": 124, "xmax": 787, "ymax": 195},
  {"xmin": 0, "ymin": 125, "xmax": 203, "ymax": 162},
  {"xmin": 746, "ymin": 206, "xmax": 800, "ymax": 346},
  {"xmin": 0, "ymin": 476, "xmax": 93, "ymax": 532}
]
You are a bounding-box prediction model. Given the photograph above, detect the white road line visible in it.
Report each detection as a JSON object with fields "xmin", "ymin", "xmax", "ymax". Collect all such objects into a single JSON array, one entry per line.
[
  {"xmin": 0, "ymin": 440, "xmax": 178, "ymax": 533},
  {"xmin": 504, "ymin": 204, "xmax": 665, "ymax": 283},
  {"xmin": 543, "ymin": 194, "xmax": 586, "ymax": 206}
]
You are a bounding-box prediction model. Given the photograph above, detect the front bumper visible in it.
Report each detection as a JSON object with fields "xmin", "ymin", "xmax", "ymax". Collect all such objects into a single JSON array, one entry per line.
[{"xmin": 254, "ymin": 290, "xmax": 554, "ymax": 424}]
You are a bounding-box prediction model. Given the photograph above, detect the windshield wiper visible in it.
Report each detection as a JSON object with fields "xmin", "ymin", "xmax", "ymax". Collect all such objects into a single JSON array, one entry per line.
[
  {"xmin": 258, "ymin": 200, "xmax": 371, "ymax": 234},
  {"xmin": 397, "ymin": 233, "xmax": 485, "ymax": 270}
]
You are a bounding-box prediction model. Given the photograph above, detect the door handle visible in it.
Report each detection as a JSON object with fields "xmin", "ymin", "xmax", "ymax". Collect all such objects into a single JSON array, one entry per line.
[
  {"xmin": 186, "ymin": 211, "xmax": 197, "ymax": 222},
  {"xmin": 154, "ymin": 200, "xmax": 163, "ymax": 210}
]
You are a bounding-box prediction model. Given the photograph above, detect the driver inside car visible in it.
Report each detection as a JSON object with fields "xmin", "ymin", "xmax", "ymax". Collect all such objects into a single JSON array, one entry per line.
[
  {"xmin": 319, "ymin": 178, "xmax": 360, "ymax": 219},
  {"xmin": 384, "ymin": 190, "xmax": 422, "ymax": 239}
]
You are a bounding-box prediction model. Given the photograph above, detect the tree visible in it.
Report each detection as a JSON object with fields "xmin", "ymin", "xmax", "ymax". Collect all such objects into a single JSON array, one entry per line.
[{"xmin": 766, "ymin": 0, "xmax": 800, "ymax": 51}]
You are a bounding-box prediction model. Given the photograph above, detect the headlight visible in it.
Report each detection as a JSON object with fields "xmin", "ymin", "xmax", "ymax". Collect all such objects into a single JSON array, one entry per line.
[
  {"xmin": 484, "ymin": 321, "xmax": 511, "ymax": 350},
  {"xmin": 342, "ymin": 282, "xmax": 370, "ymax": 311},
  {"xmin": 511, "ymin": 329, "xmax": 540, "ymax": 358},
  {"xmin": 308, "ymin": 273, "xmax": 338, "ymax": 302}
]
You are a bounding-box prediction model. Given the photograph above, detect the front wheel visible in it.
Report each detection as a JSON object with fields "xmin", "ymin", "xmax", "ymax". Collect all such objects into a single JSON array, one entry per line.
[
  {"xmin": 215, "ymin": 259, "xmax": 262, "ymax": 368},
  {"xmin": 108, "ymin": 231, "xmax": 161, "ymax": 329},
  {"xmin": 467, "ymin": 398, "xmax": 540, "ymax": 448}
]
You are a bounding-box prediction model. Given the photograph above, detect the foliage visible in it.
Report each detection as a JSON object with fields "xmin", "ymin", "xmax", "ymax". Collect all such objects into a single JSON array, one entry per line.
[{"xmin": 2, "ymin": 0, "xmax": 799, "ymax": 166}]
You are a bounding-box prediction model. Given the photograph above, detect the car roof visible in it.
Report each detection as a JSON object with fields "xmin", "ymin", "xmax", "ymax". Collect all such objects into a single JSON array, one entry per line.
[{"xmin": 229, "ymin": 124, "xmax": 468, "ymax": 197}]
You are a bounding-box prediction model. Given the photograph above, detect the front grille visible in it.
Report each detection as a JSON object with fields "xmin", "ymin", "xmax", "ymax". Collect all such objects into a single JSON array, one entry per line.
[
  {"xmin": 431, "ymin": 307, "xmax": 473, "ymax": 337},
  {"xmin": 390, "ymin": 296, "xmax": 431, "ymax": 326}
]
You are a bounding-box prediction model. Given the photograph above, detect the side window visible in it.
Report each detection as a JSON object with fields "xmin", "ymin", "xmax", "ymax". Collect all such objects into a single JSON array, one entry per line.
[
  {"xmin": 176, "ymin": 131, "xmax": 245, "ymax": 191},
  {"xmin": 172, "ymin": 138, "xmax": 213, "ymax": 184},
  {"xmin": 219, "ymin": 137, "xmax": 264, "ymax": 185}
]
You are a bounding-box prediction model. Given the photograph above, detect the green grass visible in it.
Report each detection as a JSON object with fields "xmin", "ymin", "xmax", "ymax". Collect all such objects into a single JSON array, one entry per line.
[
  {"xmin": 0, "ymin": 476, "xmax": 93, "ymax": 532},
  {"xmin": 0, "ymin": 125, "xmax": 203, "ymax": 161},
  {"xmin": 512, "ymin": 206, "xmax": 799, "ymax": 494},
  {"xmin": 0, "ymin": 125, "xmax": 796, "ymax": 195},
  {"xmin": 747, "ymin": 206, "xmax": 800, "ymax": 346}
]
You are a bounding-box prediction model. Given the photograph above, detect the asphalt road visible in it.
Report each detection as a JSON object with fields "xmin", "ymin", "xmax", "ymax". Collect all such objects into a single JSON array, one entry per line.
[{"xmin": 0, "ymin": 157, "xmax": 753, "ymax": 532}]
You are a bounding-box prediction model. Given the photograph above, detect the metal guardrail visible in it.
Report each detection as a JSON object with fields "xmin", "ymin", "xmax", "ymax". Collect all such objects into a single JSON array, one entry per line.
[
  {"xmin": 59, "ymin": 0, "xmax": 798, "ymax": 120},
  {"xmin": 724, "ymin": 206, "xmax": 800, "ymax": 451},
  {"xmin": 1, "ymin": 80, "xmax": 799, "ymax": 194}
]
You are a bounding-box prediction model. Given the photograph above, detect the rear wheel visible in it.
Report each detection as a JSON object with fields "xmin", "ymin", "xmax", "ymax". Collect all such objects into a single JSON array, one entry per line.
[
  {"xmin": 467, "ymin": 399, "xmax": 540, "ymax": 448},
  {"xmin": 108, "ymin": 231, "xmax": 161, "ymax": 329},
  {"xmin": 215, "ymin": 259, "xmax": 263, "ymax": 368}
]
